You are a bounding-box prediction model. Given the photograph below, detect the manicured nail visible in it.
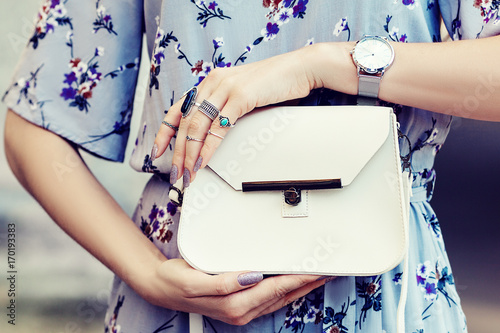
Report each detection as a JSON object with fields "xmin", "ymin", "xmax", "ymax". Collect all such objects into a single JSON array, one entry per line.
[
  {"xmin": 237, "ymin": 272, "xmax": 263, "ymax": 286},
  {"xmin": 316, "ymin": 275, "xmax": 336, "ymax": 283},
  {"xmin": 193, "ymin": 156, "xmax": 203, "ymax": 172},
  {"xmin": 170, "ymin": 165, "xmax": 178, "ymax": 184},
  {"xmin": 183, "ymin": 168, "xmax": 191, "ymax": 188},
  {"xmin": 150, "ymin": 144, "xmax": 158, "ymax": 162}
]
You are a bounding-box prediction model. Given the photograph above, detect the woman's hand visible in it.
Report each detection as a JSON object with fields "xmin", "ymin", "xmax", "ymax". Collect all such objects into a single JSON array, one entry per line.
[
  {"xmin": 151, "ymin": 43, "xmax": 355, "ymax": 186},
  {"xmin": 140, "ymin": 259, "xmax": 330, "ymax": 326}
]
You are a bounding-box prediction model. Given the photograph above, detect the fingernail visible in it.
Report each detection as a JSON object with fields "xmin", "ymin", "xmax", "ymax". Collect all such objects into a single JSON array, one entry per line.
[
  {"xmin": 193, "ymin": 156, "xmax": 203, "ymax": 172},
  {"xmin": 237, "ymin": 272, "xmax": 263, "ymax": 286},
  {"xmin": 150, "ymin": 144, "xmax": 158, "ymax": 162},
  {"xmin": 170, "ymin": 165, "xmax": 178, "ymax": 184},
  {"xmin": 316, "ymin": 275, "xmax": 336, "ymax": 282},
  {"xmin": 183, "ymin": 168, "xmax": 191, "ymax": 188}
]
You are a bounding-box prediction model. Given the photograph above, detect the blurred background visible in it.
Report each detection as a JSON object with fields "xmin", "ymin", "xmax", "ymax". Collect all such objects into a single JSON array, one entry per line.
[{"xmin": 1, "ymin": 1, "xmax": 499, "ymax": 333}]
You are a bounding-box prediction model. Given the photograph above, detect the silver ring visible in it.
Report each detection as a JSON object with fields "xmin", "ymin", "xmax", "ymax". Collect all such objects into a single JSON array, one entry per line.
[
  {"xmin": 181, "ymin": 87, "xmax": 198, "ymax": 118},
  {"xmin": 161, "ymin": 120, "xmax": 179, "ymax": 131},
  {"xmin": 207, "ymin": 130, "xmax": 224, "ymax": 140},
  {"xmin": 198, "ymin": 99, "xmax": 220, "ymax": 121},
  {"xmin": 218, "ymin": 115, "xmax": 235, "ymax": 128},
  {"xmin": 186, "ymin": 135, "xmax": 205, "ymax": 143}
]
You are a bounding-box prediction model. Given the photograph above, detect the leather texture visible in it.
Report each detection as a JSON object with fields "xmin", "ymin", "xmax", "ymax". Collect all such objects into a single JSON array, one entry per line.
[{"xmin": 178, "ymin": 105, "xmax": 409, "ymax": 276}]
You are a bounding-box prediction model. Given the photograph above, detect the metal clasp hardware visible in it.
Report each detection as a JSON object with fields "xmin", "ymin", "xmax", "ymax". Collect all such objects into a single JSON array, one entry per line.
[
  {"xmin": 284, "ymin": 187, "xmax": 301, "ymax": 206},
  {"xmin": 168, "ymin": 185, "xmax": 183, "ymax": 207}
]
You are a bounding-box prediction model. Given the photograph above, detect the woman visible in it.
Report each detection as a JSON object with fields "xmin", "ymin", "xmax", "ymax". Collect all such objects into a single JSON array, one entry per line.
[{"xmin": 4, "ymin": 0, "xmax": 499, "ymax": 331}]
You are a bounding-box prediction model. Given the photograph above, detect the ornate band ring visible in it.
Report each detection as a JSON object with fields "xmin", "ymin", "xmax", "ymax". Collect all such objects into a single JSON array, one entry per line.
[
  {"xmin": 161, "ymin": 120, "xmax": 179, "ymax": 131},
  {"xmin": 198, "ymin": 99, "xmax": 220, "ymax": 121},
  {"xmin": 186, "ymin": 135, "xmax": 205, "ymax": 143},
  {"xmin": 207, "ymin": 130, "xmax": 225, "ymax": 140},
  {"xmin": 218, "ymin": 115, "xmax": 235, "ymax": 128},
  {"xmin": 181, "ymin": 87, "xmax": 198, "ymax": 118}
]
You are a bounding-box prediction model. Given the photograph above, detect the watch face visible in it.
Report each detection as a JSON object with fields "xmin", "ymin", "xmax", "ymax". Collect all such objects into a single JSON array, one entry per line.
[{"xmin": 353, "ymin": 36, "xmax": 394, "ymax": 74}]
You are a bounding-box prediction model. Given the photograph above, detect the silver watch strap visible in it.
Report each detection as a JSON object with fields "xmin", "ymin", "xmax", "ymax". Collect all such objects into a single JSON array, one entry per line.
[{"xmin": 358, "ymin": 73, "xmax": 382, "ymax": 98}]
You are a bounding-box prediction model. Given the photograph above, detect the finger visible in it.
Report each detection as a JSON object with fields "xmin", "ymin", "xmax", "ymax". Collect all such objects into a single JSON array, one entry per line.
[
  {"xmin": 153, "ymin": 104, "xmax": 182, "ymax": 161},
  {"xmin": 255, "ymin": 278, "xmax": 329, "ymax": 318},
  {"xmin": 173, "ymin": 94, "xmax": 214, "ymax": 187},
  {"xmin": 190, "ymin": 89, "xmax": 243, "ymax": 178},
  {"xmin": 226, "ymin": 274, "xmax": 321, "ymax": 309},
  {"xmin": 181, "ymin": 101, "xmax": 215, "ymax": 183},
  {"xmin": 208, "ymin": 274, "xmax": 326, "ymax": 326}
]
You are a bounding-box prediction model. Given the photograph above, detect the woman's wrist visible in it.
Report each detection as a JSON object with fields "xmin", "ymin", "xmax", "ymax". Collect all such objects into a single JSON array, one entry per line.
[{"xmin": 303, "ymin": 42, "xmax": 358, "ymax": 95}]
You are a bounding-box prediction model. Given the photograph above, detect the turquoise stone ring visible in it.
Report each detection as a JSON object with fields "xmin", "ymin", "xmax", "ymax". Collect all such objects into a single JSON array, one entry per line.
[{"xmin": 218, "ymin": 115, "xmax": 234, "ymax": 128}]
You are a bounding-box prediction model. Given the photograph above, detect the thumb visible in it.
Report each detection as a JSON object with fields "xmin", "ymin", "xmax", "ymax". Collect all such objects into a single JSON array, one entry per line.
[{"xmin": 200, "ymin": 271, "xmax": 264, "ymax": 297}]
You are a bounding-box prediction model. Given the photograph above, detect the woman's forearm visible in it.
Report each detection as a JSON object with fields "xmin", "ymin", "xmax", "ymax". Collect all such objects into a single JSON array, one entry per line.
[
  {"xmin": 3, "ymin": 110, "xmax": 165, "ymax": 294},
  {"xmin": 311, "ymin": 35, "xmax": 500, "ymax": 121}
]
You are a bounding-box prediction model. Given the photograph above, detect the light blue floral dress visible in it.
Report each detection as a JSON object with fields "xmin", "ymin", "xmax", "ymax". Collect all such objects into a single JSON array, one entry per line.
[{"xmin": 4, "ymin": 0, "xmax": 500, "ymax": 332}]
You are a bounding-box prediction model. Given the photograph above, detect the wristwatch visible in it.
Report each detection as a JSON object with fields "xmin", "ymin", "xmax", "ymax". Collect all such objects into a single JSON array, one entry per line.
[{"xmin": 351, "ymin": 35, "xmax": 394, "ymax": 99}]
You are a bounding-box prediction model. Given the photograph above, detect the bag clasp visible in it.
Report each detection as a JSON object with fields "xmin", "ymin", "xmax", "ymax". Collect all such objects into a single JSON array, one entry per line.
[{"xmin": 284, "ymin": 187, "xmax": 301, "ymax": 206}]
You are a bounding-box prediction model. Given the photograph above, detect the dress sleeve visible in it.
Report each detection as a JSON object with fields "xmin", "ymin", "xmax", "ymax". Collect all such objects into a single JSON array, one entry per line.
[
  {"xmin": 440, "ymin": 0, "xmax": 500, "ymax": 40},
  {"xmin": 2, "ymin": 0, "xmax": 144, "ymax": 162}
]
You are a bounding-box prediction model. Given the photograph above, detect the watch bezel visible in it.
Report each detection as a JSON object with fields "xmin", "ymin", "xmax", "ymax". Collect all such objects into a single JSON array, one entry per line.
[{"xmin": 351, "ymin": 35, "xmax": 395, "ymax": 75}]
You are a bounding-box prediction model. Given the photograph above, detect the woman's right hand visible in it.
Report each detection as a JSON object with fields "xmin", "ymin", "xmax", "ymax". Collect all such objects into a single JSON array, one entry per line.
[{"xmin": 139, "ymin": 259, "xmax": 329, "ymax": 326}]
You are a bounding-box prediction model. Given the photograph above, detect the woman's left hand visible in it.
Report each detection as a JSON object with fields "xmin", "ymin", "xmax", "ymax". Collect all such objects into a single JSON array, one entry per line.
[{"xmin": 151, "ymin": 43, "xmax": 355, "ymax": 186}]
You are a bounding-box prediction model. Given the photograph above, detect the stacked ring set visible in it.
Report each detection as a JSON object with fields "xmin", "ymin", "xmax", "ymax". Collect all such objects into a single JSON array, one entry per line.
[{"xmin": 162, "ymin": 87, "xmax": 234, "ymax": 142}]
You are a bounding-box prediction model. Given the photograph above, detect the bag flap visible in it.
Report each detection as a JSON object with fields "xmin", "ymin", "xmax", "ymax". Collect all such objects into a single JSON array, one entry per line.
[{"xmin": 207, "ymin": 105, "xmax": 394, "ymax": 190}]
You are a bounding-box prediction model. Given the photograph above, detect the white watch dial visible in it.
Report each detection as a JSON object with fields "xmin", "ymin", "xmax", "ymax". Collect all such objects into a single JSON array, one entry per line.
[{"xmin": 353, "ymin": 37, "xmax": 394, "ymax": 73}]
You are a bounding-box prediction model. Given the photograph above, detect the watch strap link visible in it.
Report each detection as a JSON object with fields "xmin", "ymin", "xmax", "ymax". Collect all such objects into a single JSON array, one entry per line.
[{"xmin": 358, "ymin": 73, "xmax": 382, "ymax": 99}]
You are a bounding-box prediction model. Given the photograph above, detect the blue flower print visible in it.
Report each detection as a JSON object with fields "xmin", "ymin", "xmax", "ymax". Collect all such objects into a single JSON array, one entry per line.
[
  {"xmin": 417, "ymin": 259, "xmax": 457, "ymax": 320},
  {"xmin": 3, "ymin": 65, "xmax": 44, "ymax": 109},
  {"xmin": 384, "ymin": 16, "xmax": 408, "ymax": 42},
  {"xmin": 281, "ymin": 290, "xmax": 323, "ymax": 332},
  {"xmin": 93, "ymin": 0, "xmax": 117, "ymax": 35},
  {"xmin": 60, "ymin": 54, "xmax": 103, "ymax": 112},
  {"xmin": 262, "ymin": 22, "xmax": 280, "ymax": 41},
  {"xmin": 323, "ymin": 297, "xmax": 354, "ymax": 333},
  {"xmin": 149, "ymin": 29, "xmax": 181, "ymax": 95},
  {"xmin": 423, "ymin": 213, "xmax": 442, "ymax": 239},
  {"xmin": 275, "ymin": 7, "xmax": 293, "ymax": 25},
  {"xmin": 80, "ymin": 100, "xmax": 133, "ymax": 145},
  {"xmin": 474, "ymin": 0, "xmax": 500, "ymax": 37},
  {"xmin": 104, "ymin": 295, "xmax": 124, "ymax": 333},
  {"xmin": 212, "ymin": 37, "xmax": 224, "ymax": 49},
  {"xmin": 191, "ymin": 37, "xmax": 230, "ymax": 85},
  {"xmin": 140, "ymin": 203, "xmax": 178, "ymax": 243},
  {"xmin": 356, "ymin": 276, "xmax": 382, "ymax": 329},
  {"xmin": 392, "ymin": 272, "xmax": 403, "ymax": 285},
  {"xmin": 30, "ymin": 0, "xmax": 72, "ymax": 49},
  {"xmin": 192, "ymin": 0, "xmax": 231, "ymax": 28},
  {"xmin": 142, "ymin": 153, "xmax": 159, "ymax": 173},
  {"xmin": 333, "ymin": 17, "xmax": 351, "ymax": 41},
  {"xmin": 236, "ymin": 0, "xmax": 309, "ymax": 65},
  {"xmin": 292, "ymin": 0, "xmax": 308, "ymax": 18},
  {"xmin": 402, "ymin": 0, "xmax": 417, "ymax": 10}
]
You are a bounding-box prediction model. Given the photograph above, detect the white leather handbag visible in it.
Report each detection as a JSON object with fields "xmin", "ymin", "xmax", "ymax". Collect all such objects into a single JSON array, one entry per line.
[{"xmin": 172, "ymin": 105, "xmax": 411, "ymax": 332}]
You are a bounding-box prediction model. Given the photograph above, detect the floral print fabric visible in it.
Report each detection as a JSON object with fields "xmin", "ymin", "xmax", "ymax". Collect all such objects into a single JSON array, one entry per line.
[{"xmin": 4, "ymin": 0, "xmax": 500, "ymax": 332}]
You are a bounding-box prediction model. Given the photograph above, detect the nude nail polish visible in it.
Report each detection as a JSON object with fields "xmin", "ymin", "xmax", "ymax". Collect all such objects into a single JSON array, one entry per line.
[
  {"xmin": 193, "ymin": 156, "xmax": 203, "ymax": 172},
  {"xmin": 237, "ymin": 272, "xmax": 264, "ymax": 286},
  {"xmin": 170, "ymin": 165, "xmax": 178, "ymax": 184},
  {"xmin": 150, "ymin": 144, "xmax": 158, "ymax": 162},
  {"xmin": 183, "ymin": 168, "xmax": 191, "ymax": 188}
]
